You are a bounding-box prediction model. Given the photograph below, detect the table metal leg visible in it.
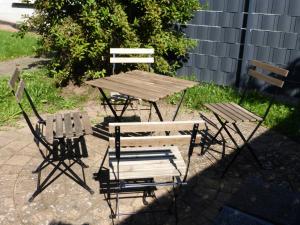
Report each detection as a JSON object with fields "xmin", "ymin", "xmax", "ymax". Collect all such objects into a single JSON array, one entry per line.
[
  {"xmin": 98, "ymin": 88, "xmax": 120, "ymax": 122},
  {"xmin": 172, "ymin": 90, "xmax": 186, "ymax": 121},
  {"xmin": 119, "ymin": 96, "xmax": 131, "ymax": 118},
  {"xmin": 151, "ymin": 102, "xmax": 164, "ymax": 121}
]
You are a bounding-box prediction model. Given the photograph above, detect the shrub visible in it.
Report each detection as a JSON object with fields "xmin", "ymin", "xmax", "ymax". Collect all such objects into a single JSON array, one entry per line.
[{"xmin": 20, "ymin": 0, "xmax": 201, "ymax": 85}]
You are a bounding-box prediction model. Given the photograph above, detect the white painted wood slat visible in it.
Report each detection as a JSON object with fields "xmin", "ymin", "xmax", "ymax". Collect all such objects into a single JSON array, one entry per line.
[
  {"xmin": 110, "ymin": 48, "xmax": 154, "ymax": 54},
  {"xmin": 110, "ymin": 57, "xmax": 154, "ymax": 64}
]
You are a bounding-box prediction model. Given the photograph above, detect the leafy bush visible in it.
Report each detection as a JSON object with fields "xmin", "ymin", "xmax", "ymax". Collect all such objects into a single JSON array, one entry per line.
[{"xmin": 20, "ymin": 0, "xmax": 200, "ymax": 85}]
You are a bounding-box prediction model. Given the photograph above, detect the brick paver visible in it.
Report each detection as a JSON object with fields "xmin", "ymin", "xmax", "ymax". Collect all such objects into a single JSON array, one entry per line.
[{"xmin": 0, "ymin": 102, "xmax": 299, "ymax": 225}]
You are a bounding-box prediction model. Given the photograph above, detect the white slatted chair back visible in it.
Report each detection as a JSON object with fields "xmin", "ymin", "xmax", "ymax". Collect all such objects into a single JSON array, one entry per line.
[{"xmin": 110, "ymin": 48, "xmax": 154, "ymax": 74}]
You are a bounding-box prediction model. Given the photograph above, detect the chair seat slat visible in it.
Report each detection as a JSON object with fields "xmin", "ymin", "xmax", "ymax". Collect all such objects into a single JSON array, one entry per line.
[
  {"xmin": 55, "ymin": 114, "xmax": 64, "ymax": 138},
  {"xmin": 64, "ymin": 113, "xmax": 73, "ymax": 138},
  {"xmin": 109, "ymin": 146, "xmax": 186, "ymax": 180},
  {"xmin": 110, "ymin": 169, "xmax": 182, "ymax": 180},
  {"xmin": 204, "ymin": 103, "xmax": 236, "ymax": 122},
  {"xmin": 111, "ymin": 163, "xmax": 186, "ymax": 173},
  {"xmin": 45, "ymin": 115, "xmax": 54, "ymax": 143},
  {"xmin": 80, "ymin": 112, "xmax": 93, "ymax": 135},
  {"xmin": 224, "ymin": 103, "xmax": 257, "ymax": 122},
  {"xmin": 214, "ymin": 103, "xmax": 248, "ymax": 122},
  {"xmin": 229, "ymin": 103, "xmax": 262, "ymax": 121},
  {"xmin": 73, "ymin": 112, "xmax": 83, "ymax": 137}
]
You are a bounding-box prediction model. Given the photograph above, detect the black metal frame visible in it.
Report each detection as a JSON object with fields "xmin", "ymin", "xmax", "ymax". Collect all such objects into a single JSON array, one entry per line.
[
  {"xmin": 108, "ymin": 123, "xmax": 199, "ymax": 222},
  {"xmin": 10, "ymin": 81, "xmax": 93, "ymax": 201},
  {"xmin": 101, "ymin": 52, "xmax": 154, "ymax": 120},
  {"xmin": 203, "ymin": 74, "xmax": 281, "ymax": 178},
  {"xmin": 99, "ymin": 88, "xmax": 187, "ymax": 122}
]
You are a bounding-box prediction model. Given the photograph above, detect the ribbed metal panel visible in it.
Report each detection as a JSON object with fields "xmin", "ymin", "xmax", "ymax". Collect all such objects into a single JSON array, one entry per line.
[{"xmin": 177, "ymin": 0, "xmax": 300, "ymax": 89}]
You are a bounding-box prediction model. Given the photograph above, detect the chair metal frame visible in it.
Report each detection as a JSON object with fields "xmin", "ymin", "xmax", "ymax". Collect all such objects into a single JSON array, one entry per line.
[
  {"xmin": 202, "ymin": 60, "xmax": 289, "ymax": 177},
  {"xmin": 101, "ymin": 48, "xmax": 155, "ymax": 120},
  {"xmin": 107, "ymin": 120, "xmax": 205, "ymax": 222},
  {"xmin": 8, "ymin": 68, "xmax": 94, "ymax": 201}
]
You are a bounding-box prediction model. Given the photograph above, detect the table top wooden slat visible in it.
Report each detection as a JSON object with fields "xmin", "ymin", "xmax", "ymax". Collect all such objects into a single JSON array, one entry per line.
[
  {"xmin": 119, "ymin": 73, "xmax": 187, "ymax": 92},
  {"xmin": 105, "ymin": 75, "xmax": 172, "ymax": 96},
  {"xmin": 128, "ymin": 70, "xmax": 197, "ymax": 87},
  {"xmin": 85, "ymin": 70, "xmax": 198, "ymax": 102},
  {"xmin": 85, "ymin": 79, "xmax": 159, "ymax": 102}
]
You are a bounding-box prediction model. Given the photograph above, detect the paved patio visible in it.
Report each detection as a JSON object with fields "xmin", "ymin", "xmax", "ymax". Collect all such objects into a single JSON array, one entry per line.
[{"xmin": 0, "ymin": 101, "xmax": 299, "ymax": 225}]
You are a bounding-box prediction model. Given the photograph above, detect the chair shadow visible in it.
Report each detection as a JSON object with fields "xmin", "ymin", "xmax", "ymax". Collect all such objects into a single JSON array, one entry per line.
[
  {"xmin": 49, "ymin": 221, "xmax": 89, "ymax": 225},
  {"xmin": 92, "ymin": 115, "xmax": 142, "ymax": 141}
]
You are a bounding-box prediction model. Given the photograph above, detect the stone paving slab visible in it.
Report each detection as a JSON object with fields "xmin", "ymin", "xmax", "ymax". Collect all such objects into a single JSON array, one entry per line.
[{"xmin": 0, "ymin": 102, "xmax": 299, "ymax": 225}]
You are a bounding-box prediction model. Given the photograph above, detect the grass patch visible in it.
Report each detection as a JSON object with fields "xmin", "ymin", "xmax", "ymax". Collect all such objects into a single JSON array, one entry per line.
[
  {"xmin": 168, "ymin": 82, "xmax": 300, "ymax": 141},
  {"xmin": 0, "ymin": 68, "xmax": 93, "ymax": 126},
  {"xmin": 0, "ymin": 30, "xmax": 39, "ymax": 61}
]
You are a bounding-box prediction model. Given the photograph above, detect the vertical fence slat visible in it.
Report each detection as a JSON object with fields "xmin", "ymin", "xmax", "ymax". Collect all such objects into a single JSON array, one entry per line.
[{"xmin": 178, "ymin": 0, "xmax": 300, "ymax": 91}]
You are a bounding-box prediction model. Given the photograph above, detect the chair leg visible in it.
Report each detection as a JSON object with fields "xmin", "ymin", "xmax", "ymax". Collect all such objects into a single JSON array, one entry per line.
[
  {"xmin": 32, "ymin": 158, "xmax": 50, "ymax": 173},
  {"xmin": 173, "ymin": 183, "xmax": 178, "ymax": 225},
  {"xmin": 74, "ymin": 158, "xmax": 89, "ymax": 168},
  {"xmin": 29, "ymin": 161, "xmax": 63, "ymax": 202},
  {"xmin": 220, "ymin": 119, "xmax": 265, "ymax": 178},
  {"xmin": 115, "ymin": 186, "xmax": 120, "ymax": 220},
  {"xmin": 232, "ymin": 124, "xmax": 263, "ymax": 169},
  {"xmin": 201, "ymin": 125, "xmax": 225, "ymax": 155},
  {"xmin": 60, "ymin": 161, "xmax": 94, "ymax": 194},
  {"xmin": 221, "ymin": 146, "xmax": 243, "ymax": 178}
]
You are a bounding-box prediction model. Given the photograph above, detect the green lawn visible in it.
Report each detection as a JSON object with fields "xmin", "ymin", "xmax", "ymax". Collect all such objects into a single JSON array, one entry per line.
[
  {"xmin": 0, "ymin": 30, "xmax": 39, "ymax": 61},
  {"xmin": 168, "ymin": 82, "xmax": 300, "ymax": 141},
  {"xmin": 0, "ymin": 69, "xmax": 92, "ymax": 126}
]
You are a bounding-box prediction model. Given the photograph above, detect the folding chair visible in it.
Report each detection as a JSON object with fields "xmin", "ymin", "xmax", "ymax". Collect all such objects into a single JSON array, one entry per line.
[
  {"xmin": 8, "ymin": 68, "xmax": 94, "ymax": 201},
  {"xmin": 107, "ymin": 120, "xmax": 205, "ymax": 221},
  {"xmin": 202, "ymin": 60, "xmax": 289, "ymax": 177},
  {"xmin": 102, "ymin": 48, "xmax": 154, "ymax": 119}
]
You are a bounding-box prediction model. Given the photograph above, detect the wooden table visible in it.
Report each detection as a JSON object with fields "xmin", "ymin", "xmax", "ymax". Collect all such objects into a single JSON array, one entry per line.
[{"xmin": 85, "ymin": 70, "xmax": 198, "ymax": 121}]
